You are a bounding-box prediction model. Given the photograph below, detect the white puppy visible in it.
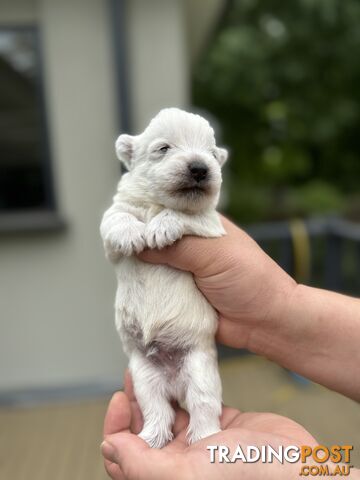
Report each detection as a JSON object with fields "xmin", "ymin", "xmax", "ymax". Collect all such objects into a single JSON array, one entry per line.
[{"xmin": 100, "ymin": 108, "xmax": 228, "ymax": 448}]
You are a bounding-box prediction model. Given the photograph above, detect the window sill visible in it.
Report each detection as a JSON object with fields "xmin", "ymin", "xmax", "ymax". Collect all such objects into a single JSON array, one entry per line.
[{"xmin": 0, "ymin": 210, "xmax": 66, "ymax": 234}]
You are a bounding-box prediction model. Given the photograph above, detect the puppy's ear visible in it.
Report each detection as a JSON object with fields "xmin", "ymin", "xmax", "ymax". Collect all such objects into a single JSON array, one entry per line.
[
  {"xmin": 216, "ymin": 147, "xmax": 228, "ymax": 167},
  {"xmin": 115, "ymin": 134, "xmax": 134, "ymax": 170}
]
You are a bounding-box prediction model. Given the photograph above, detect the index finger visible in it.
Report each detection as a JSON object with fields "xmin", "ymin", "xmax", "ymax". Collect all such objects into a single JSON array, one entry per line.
[{"xmin": 138, "ymin": 214, "xmax": 241, "ymax": 276}]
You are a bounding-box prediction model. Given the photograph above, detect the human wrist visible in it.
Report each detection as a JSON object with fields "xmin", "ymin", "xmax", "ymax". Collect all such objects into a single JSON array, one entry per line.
[{"xmin": 246, "ymin": 272, "xmax": 298, "ymax": 357}]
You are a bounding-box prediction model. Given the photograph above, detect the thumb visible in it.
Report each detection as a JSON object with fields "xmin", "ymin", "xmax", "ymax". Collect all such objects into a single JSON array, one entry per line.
[
  {"xmin": 102, "ymin": 433, "xmax": 180, "ymax": 480},
  {"xmin": 138, "ymin": 235, "xmax": 222, "ymax": 276}
]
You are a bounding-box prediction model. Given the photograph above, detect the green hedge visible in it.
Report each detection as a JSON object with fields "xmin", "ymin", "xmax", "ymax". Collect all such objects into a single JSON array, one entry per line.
[{"xmin": 193, "ymin": 0, "xmax": 360, "ymax": 222}]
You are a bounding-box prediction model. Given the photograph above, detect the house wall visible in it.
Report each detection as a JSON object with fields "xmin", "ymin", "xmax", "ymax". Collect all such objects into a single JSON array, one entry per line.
[
  {"xmin": 0, "ymin": 0, "xmax": 125, "ymax": 391},
  {"xmin": 126, "ymin": 0, "xmax": 189, "ymax": 132}
]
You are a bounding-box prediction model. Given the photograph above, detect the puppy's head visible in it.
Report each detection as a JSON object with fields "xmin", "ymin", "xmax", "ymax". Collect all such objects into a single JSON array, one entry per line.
[{"xmin": 115, "ymin": 108, "xmax": 228, "ymax": 212}]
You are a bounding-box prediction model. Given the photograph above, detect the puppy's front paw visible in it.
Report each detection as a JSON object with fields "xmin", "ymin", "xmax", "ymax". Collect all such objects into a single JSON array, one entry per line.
[
  {"xmin": 145, "ymin": 213, "xmax": 184, "ymax": 249},
  {"xmin": 105, "ymin": 220, "xmax": 146, "ymax": 258}
]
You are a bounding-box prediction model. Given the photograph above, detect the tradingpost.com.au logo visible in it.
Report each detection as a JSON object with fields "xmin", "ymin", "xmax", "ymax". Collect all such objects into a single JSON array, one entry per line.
[{"xmin": 207, "ymin": 444, "xmax": 354, "ymax": 476}]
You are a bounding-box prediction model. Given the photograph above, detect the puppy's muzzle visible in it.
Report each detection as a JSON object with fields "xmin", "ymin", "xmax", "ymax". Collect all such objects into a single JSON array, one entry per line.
[{"xmin": 188, "ymin": 161, "xmax": 208, "ymax": 183}]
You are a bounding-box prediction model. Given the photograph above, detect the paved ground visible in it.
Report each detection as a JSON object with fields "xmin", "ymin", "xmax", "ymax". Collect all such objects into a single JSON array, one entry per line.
[
  {"xmin": 221, "ymin": 355, "xmax": 360, "ymax": 466},
  {"xmin": 1, "ymin": 356, "xmax": 359, "ymax": 479}
]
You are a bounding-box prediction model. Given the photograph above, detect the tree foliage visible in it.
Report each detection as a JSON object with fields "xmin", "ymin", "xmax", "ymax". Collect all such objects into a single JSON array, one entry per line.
[{"xmin": 193, "ymin": 0, "xmax": 360, "ymax": 222}]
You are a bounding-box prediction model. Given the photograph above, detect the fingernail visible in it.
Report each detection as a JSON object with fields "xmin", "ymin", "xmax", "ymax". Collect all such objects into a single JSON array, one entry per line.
[{"xmin": 101, "ymin": 441, "xmax": 117, "ymax": 462}]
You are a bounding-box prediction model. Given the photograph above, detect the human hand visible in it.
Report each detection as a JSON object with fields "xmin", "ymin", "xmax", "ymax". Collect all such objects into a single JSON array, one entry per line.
[
  {"xmin": 139, "ymin": 216, "xmax": 296, "ymax": 350},
  {"xmin": 101, "ymin": 372, "xmax": 317, "ymax": 480},
  {"xmin": 138, "ymin": 216, "xmax": 360, "ymax": 400}
]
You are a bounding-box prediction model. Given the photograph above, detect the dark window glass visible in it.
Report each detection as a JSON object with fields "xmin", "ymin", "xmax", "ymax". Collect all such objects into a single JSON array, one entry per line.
[{"xmin": 0, "ymin": 27, "xmax": 53, "ymax": 211}]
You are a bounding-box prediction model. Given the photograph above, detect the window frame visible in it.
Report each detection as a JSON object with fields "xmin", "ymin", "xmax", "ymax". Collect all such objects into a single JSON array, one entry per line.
[{"xmin": 0, "ymin": 24, "xmax": 64, "ymax": 233}]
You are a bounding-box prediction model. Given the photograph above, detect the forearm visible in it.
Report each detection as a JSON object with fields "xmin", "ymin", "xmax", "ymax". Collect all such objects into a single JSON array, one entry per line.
[{"xmin": 251, "ymin": 284, "xmax": 360, "ymax": 401}]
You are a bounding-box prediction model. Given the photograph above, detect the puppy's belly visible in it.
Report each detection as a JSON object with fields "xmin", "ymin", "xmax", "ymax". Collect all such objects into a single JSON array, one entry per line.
[{"xmin": 114, "ymin": 257, "xmax": 217, "ymax": 354}]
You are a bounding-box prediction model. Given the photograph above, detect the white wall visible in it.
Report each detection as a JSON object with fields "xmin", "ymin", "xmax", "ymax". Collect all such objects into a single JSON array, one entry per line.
[{"xmin": 0, "ymin": 0, "xmax": 125, "ymax": 390}]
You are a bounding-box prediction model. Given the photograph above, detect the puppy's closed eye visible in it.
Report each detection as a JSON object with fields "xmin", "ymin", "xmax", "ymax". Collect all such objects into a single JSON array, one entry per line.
[
  {"xmin": 148, "ymin": 140, "xmax": 171, "ymax": 157},
  {"xmin": 159, "ymin": 145, "xmax": 170, "ymax": 154}
]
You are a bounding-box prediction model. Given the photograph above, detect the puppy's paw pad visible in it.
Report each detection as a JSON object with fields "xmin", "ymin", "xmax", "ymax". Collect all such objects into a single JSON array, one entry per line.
[
  {"xmin": 145, "ymin": 215, "xmax": 183, "ymax": 249},
  {"xmin": 138, "ymin": 428, "xmax": 173, "ymax": 449},
  {"xmin": 106, "ymin": 221, "xmax": 146, "ymax": 256}
]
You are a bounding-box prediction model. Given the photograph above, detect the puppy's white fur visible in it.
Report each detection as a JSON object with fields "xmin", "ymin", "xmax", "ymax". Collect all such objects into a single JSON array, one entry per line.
[{"xmin": 100, "ymin": 108, "xmax": 228, "ymax": 448}]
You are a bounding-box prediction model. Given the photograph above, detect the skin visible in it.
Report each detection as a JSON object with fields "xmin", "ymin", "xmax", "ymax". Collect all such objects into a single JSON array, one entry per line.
[{"xmin": 101, "ymin": 216, "xmax": 360, "ymax": 479}]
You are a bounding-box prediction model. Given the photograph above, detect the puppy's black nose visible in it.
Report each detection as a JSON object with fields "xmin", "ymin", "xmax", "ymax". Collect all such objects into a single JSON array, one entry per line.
[{"xmin": 188, "ymin": 161, "xmax": 208, "ymax": 182}]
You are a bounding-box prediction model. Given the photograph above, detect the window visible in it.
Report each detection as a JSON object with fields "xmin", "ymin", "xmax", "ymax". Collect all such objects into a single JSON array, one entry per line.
[{"xmin": 0, "ymin": 26, "xmax": 57, "ymax": 221}]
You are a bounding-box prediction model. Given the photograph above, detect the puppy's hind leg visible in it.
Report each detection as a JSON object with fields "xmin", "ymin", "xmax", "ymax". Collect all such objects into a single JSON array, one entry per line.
[
  {"xmin": 182, "ymin": 348, "xmax": 222, "ymax": 444},
  {"xmin": 129, "ymin": 352, "xmax": 175, "ymax": 449}
]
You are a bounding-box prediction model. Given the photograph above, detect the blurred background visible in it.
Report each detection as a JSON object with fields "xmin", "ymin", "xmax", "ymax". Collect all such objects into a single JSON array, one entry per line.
[{"xmin": 0, "ymin": 0, "xmax": 359, "ymax": 478}]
